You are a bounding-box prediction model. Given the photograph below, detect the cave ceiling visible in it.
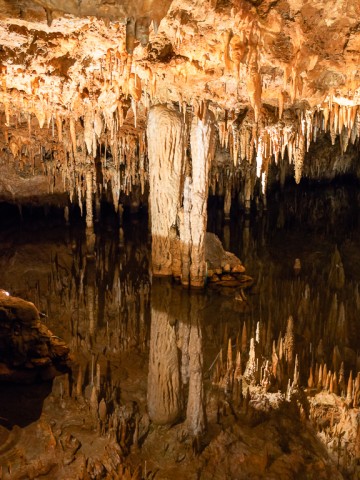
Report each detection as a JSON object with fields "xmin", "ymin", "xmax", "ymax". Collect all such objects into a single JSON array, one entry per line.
[{"xmin": 0, "ymin": 0, "xmax": 359, "ymax": 202}]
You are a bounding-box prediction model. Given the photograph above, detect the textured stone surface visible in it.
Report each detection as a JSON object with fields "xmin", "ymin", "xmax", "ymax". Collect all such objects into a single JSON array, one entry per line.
[
  {"xmin": 0, "ymin": 290, "xmax": 70, "ymax": 382},
  {"xmin": 0, "ymin": 0, "xmax": 358, "ymax": 206}
]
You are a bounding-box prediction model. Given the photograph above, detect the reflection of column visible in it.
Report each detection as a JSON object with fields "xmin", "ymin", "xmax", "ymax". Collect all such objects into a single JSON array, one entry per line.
[
  {"xmin": 186, "ymin": 294, "xmax": 206, "ymax": 435},
  {"xmin": 147, "ymin": 281, "xmax": 182, "ymax": 424},
  {"xmin": 223, "ymin": 224, "xmax": 230, "ymax": 252},
  {"xmin": 147, "ymin": 105, "xmax": 184, "ymax": 277}
]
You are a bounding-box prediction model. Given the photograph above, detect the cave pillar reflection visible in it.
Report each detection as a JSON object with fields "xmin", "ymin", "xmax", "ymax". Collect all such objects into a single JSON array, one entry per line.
[
  {"xmin": 147, "ymin": 281, "xmax": 183, "ymax": 425},
  {"xmin": 148, "ymin": 281, "xmax": 206, "ymax": 434}
]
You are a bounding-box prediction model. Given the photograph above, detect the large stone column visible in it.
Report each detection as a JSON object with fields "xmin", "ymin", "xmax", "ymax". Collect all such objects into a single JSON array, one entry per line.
[
  {"xmin": 183, "ymin": 110, "xmax": 214, "ymax": 288},
  {"xmin": 147, "ymin": 105, "xmax": 185, "ymax": 277}
]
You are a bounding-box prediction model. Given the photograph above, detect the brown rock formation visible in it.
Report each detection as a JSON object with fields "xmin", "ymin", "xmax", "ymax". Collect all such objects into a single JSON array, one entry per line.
[
  {"xmin": 0, "ymin": 0, "xmax": 359, "ymax": 283},
  {"xmin": 0, "ymin": 290, "xmax": 69, "ymax": 382}
]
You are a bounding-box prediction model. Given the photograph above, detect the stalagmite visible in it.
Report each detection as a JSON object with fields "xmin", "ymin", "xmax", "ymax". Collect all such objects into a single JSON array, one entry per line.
[
  {"xmin": 234, "ymin": 350, "xmax": 242, "ymax": 381},
  {"xmin": 347, "ymin": 371, "xmax": 353, "ymax": 404},
  {"xmin": 147, "ymin": 105, "xmax": 184, "ymax": 277},
  {"xmin": 244, "ymin": 337, "xmax": 256, "ymax": 384},
  {"xmin": 285, "ymin": 315, "xmax": 295, "ymax": 366},
  {"xmin": 308, "ymin": 366, "xmax": 314, "ymax": 388}
]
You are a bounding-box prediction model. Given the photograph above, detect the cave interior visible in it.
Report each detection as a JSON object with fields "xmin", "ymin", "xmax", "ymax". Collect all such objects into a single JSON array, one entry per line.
[{"xmin": 0, "ymin": 0, "xmax": 360, "ymax": 479}]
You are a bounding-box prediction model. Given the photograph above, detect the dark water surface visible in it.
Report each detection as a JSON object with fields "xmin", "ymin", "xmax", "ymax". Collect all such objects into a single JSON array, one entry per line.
[{"xmin": 0, "ymin": 183, "xmax": 359, "ymax": 425}]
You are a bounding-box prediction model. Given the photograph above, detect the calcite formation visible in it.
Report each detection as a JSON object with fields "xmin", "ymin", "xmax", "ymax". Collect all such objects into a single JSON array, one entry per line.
[{"xmin": 0, "ymin": 0, "xmax": 359, "ymax": 280}]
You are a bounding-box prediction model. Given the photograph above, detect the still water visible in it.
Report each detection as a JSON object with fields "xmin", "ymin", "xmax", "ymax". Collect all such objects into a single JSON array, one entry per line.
[{"xmin": 0, "ymin": 182, "xmax": 359, "ymax": 478}]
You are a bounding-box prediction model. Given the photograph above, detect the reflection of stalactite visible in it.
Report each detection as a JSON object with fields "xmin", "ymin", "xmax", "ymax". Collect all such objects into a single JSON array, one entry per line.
[
  {"xmin": 186, "ymin": 294, "xmax": 206, "ymax": 435},
  {"xmin": 88, "ymin": 283, "xmax": 95, "ymax": 337}
]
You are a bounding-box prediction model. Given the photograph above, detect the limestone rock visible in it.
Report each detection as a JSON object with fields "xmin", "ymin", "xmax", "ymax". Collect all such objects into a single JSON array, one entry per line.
[
  {"xmin": 205, "ymin": 232, "xmax": 243, "ymax": 271},
  {"xmin": 0, "ymin": 290, "xmax": 70, "ymax": 382}
]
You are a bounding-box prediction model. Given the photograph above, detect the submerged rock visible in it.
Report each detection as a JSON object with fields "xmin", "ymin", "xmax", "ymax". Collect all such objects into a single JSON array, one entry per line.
[{"xmin": 0, "ymin": 290, "xmax": 70, "ymax": 382}]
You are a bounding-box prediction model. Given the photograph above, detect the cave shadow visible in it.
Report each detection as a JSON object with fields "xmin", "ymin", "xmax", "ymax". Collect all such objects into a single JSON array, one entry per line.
[{"xmin": 0, "ymin": 379, "xmax": 53, "ymax": 429}]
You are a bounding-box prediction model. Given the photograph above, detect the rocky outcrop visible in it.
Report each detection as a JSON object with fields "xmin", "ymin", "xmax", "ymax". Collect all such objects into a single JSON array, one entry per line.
[
  {"xmin": 205, "ymin": 232, "xmax": 243, "ymax": 271},
  {"xmin": 0, "ymin": 290, "xmax": 70, "ymax": 382}
]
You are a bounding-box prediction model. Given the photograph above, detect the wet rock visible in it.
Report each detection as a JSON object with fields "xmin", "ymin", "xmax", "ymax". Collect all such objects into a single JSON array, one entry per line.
[
  {"xmin": 205, "ymin": 232, "xmax": 243, "ymax": 271},
  {"xmin": 232, "ymin": 264, "xmax": 246, "ymax": 273},
  {"xmin": 0, "ymin": 290, "xmax": 70, "ymax": 382}
]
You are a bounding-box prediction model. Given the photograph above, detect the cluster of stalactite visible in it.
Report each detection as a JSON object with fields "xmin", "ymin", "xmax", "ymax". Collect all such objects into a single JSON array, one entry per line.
[
  {"xmin": 2, "ymin": 57, "xmax": 360, "ymax": 222},
  {"xmin": 49, "ymin": 361, "xmax": 150, "ymax": 478},
  {"xmin": 0, "ymin": 110, "xmax": 148, "ymax": 214},
  {"xmin": 209, "ymin": 100, "xmax": 360, "ymax": 215},
  {"xmin": 212, "ymin": 309, "xmax": 360, "ymax": 401},
  {"xmin": 1, "ymin": 0, "xmax": 360, "ymax": 225}
]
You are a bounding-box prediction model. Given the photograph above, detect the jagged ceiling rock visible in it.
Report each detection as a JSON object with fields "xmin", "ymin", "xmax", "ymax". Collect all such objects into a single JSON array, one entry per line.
[
  {"xmin": 0, "ymin": 0, "xmax": 359, "ymax": 116},
  {"xmin": 31, "ymin": 0, "xmax": 172, "ymax": 22},
  {"xmin": 0, "ymin": 0, "xmax": 359, "ymax": 203}
]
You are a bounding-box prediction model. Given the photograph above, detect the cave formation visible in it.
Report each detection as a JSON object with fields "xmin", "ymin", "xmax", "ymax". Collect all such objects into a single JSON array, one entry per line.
[{"xmin": 0, "ymin": 0, "xmax": 360, "ymax": 478}]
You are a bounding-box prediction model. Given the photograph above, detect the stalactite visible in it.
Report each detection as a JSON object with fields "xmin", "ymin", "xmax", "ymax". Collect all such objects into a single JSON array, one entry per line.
[
  {"xmin": 246, "ymin": 58, "xmax": 261, "ymax": 123},
  {"xmin": 85, "ymin": 170, "xmax": 94, "ymax": 229},
  {"xmin": 84, "ymin": 103, "xmax": 94, "ymax": 156},
  {"xmin": 294, "ymin": 133, "xmax": 305, "ymax": 184},
  {"xmin": 223, "ymin": 30, "xmax": 232, "ymax": 73}
]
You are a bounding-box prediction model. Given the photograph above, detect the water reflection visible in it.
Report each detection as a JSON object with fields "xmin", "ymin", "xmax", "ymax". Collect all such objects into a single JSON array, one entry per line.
[
  {"xmin": 148, "ymin": 280, "xmax": 206, "ymax": 434},
  {"xmin": 0, "ymin": 185, "xmax": 359, "ymax": 394},
  {"xmin": 0, "ymin": 184, "xmax": 360, "ymax": 476}
]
